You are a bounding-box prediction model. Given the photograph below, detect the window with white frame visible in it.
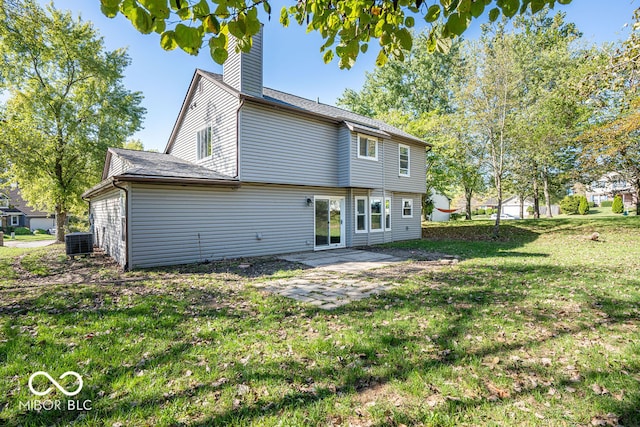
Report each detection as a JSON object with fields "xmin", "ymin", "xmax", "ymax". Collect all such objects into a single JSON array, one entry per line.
[
  {"xmin": 355, "ymin": 197, "xmax": 367, "ymax": 233},
  {"xmin": 402, "ymin": 198, "xmax": 413, "ymax": 218},
  {"xmin": 399, "ymin": 144, "xmax": 410, "ymax": 177},
  {"xmin": 0, "ymin": 195, "xmax": 8, "ymax": 208},
  {"xmin": 357, "ymin": 134, "xmax": 378, "ymax": 161},
  {"xmin": 196, "ymin": 126, "xmax": 212, "ymax": 160},
  {"xmin": 10, "ymin": 215, "xmax": 19, "ymax": 226},
  {"xmin": 385, "ymin": 198, "xmax": 391, "ymax": 230},
  {"xmin": 370, "ymin": 198, "xmax": 383, "ymax": 231}
]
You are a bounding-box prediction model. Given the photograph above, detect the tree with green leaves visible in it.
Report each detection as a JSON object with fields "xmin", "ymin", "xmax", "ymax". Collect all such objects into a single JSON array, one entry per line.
[
  {"xmin": 578, "ymin": 8, "xmax": 640, "ymax": 215},
  {"xmin": 459, "ymin": 25, "xmax": 522, "ymax": 236},
  {"xmin": 510, "ymin": 10, "xmax": 584, "ymax": 218},
  {"xmin": 338, "ymin": 36, "xmax": 463, "ymax": 116},
  {"xmin": 96, "ymin": 0, "xmax": 571, "ymax": 68},
  {"xmin": 0, "ymin": 0, "xmax": 145, "ymax": 242}
]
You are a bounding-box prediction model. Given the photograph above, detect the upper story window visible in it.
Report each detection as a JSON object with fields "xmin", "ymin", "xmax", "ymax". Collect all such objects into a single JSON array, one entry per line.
[
  {"xmin": 357, "ymin": 134, "xmax": 378, "ymax": 161},
  {"xmin": 196, "ymin": 126, "xmax": 212, "ymax": 160},
  {"xmin": 0, "ymin": 195, "xmax": 8, "ymax": 209},
  {"xmin": 399, "ymin": 144, "xmax": 410, "ymax": 177}
]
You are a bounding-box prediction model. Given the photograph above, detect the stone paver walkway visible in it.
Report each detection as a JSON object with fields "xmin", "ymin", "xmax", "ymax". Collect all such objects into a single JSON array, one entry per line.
[{"xmin": 255, "ymin": 249, "xmax": 407, "ymax": 310}]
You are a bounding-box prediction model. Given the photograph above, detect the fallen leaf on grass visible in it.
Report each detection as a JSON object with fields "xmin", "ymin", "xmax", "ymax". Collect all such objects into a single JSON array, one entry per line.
[
  {"xmin": 591, "ymin": 383, "xmax": 609, "ymax": 395},
  {"xmin": 486, "ymin": 381, "xmax": 510, "ymax": 399}
]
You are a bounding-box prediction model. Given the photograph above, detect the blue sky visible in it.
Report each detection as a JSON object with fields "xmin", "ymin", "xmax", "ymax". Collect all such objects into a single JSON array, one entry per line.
[{"xmin": 41, "ymin": 0, "xmax": 638, "ymax": 152}]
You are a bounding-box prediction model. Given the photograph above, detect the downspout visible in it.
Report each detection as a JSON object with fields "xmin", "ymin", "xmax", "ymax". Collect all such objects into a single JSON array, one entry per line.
[
  {"xmin": 112, "ymin": 180, "xmax": 130, "ymax": 271},
  {"xmin": 235, "ymin": 98, "xmax": 245, "ymax": 179},
  {"xmin": 381, "ymin": 139, "xmax": 387, "ymax": 243}
]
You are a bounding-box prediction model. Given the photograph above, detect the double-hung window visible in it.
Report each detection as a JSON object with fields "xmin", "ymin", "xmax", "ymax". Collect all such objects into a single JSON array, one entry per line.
[
  {"xmin": 10, "ymin": 215, "xmax": 19, "ymax": 226},
  {"xmin": 355, "ymin": 197, "xmax": 367, "ymax": 233},
  {"xmin": 399, "ymin": 144, "xmax": 410, "ymax": 177},
  {"xmin": 402, "ymin": 199, "xmax": 413, "ymax": 218},
  {"xmin": 370, "ymin": 198, "xmax": 383, "ymax": 231},
  {"xmin": 196, "ymin": 126, "xmax": 212, "ymax": 160},
  {"xmin": 385, "ymin": 198, "xmax": 391, "ymax": 230},
  {"xmin": 357, "ymin": 134, "xmax": 378, "ymax": 161}
]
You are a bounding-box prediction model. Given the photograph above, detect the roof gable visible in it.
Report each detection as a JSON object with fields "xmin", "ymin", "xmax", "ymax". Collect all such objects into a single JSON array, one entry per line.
[{"xmin": 164, "ymin": 69, "xmax": 427, "ymax": 153}]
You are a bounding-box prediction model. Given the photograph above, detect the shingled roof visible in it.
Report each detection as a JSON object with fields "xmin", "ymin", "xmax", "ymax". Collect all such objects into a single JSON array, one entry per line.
[
  {"xmin": 83, "ymin": 148, "xmax": 239, "ymax": 198},
  {"xmin": 198, "ymin": 70, "xmax": 426, "ymax": 145}
]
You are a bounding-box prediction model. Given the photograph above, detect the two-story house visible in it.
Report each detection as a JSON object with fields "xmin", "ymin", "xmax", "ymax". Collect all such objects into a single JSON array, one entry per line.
[
  {"xmin": 585, "ymin": 172, "xmax": 636, "ymax": 207},
  {"xmin": 83, "ymin": 29, "xmax": 428, "ymax": 270},
  {"xmin": 1, "ymin": 186, "xmax": 55, "ymax": 232}
]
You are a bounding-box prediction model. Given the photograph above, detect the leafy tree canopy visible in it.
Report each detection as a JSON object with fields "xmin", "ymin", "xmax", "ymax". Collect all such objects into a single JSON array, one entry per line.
[
  {"xmin": 0, "ymin": 0, "xmax": 145, "ymax": 241},
  {"xmin": 97, "ymin": 0, "xmax": 571, "ymax": 68}
]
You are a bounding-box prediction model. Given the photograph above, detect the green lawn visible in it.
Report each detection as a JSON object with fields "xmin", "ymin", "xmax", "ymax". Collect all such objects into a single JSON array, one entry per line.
[
  {"xmin": 1, "ymin": 233, "xmax": 57, "ymax": 242},
  {"xmin": 1, "ymin": 217, "xmax": 639, "ymax": 426}
]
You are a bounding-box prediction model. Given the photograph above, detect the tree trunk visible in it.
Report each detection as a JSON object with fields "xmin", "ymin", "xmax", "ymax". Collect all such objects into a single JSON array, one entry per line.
[
  {"xmin": 519, "ymin": 193, "xmax": 525, "ymax": 219},
  {"xmin": 634, "ymin": 178, "xmax": 640, "ymax": 216},
  {"xmin": 493, "ymin": 176, "xmax": 502, "ymax": 239},
  {"xmin": 532, "ymin": 175, "xmax": 540, "ymax": 219},
  {"xmin": 542, "ymin": 169, "xmax": 553, "ymax": 218},
  {"xmin": 55, "ymin": 209, "xmax": 66, "ymax": 243},
  {"xmin": 465, "ymin": 187, "xmax": 473, "ymax": 220}
]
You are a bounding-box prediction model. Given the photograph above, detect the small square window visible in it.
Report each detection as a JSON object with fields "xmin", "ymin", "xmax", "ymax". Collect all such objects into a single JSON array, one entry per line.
[
  {"xmin": 357, "ymin": 134, "xmax": 378, "ymax": 161},
  {"xmin": 402, "ymin": 199, "xmax": 413, "ymax": 218}
]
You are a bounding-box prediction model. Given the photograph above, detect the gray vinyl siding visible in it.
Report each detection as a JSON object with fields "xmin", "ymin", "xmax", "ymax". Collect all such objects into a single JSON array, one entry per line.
[
  {"xmin": 350, "ymin": 133, "xmax": 383, "ymax": 188},
  {"xmin": 107, "ymin": 155, "xmax": 128, "ymax": 178},
  {"xmin": 128, "ymin": 183, "xmax": 346, "ymax": 269},
  {"xmin": 392, "ymin": 193, "xmax": 422, "ymax": 242},
  {"xmin": 168, "ymin": 77, "xmax": 239, "ymax": 177},
  {"xmin": 337, "ymin": 126, "xmax": 351, "ymax": 187},
  {"xmin": 384, "ymin": 140, "xmax": 427, "ymax": 193},
  {"xmin": 91, "ymin": 188, "xmax": 126, "ymax": 266},
  {"xmin": 348, "ymin": 190, "xmax": 422, "ymax": 247},
  {"xmin": 239, "ymin": 103, "xmax": 339, "ymax": 187},
  {"xmin": 223, "ymin": 31, "xmax": 263, "ymax": 97}
]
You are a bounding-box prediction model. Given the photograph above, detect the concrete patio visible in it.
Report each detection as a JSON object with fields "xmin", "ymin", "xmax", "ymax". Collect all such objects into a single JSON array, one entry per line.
[
  {"xmin": 254, "ymin": 249, "xmax": 408, "ymax": 310},
  {"xmin": 279, "ymin": 248, "xmax": 404, "ymax": 273}
]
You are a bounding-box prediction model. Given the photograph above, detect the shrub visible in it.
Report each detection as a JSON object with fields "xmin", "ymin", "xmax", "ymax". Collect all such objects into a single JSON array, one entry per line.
[
  {"xmin": 578, "ymin": 196, "xmax": 589, "ymax": 215},
  {"xmin": 12, "ymin": 227, "xmax": 32, "ymax": 235},
  {"xmin": 560, "ymin": 195, "xmax": 581, "ymax": 215},
  {"xmin": 450, "ymin": 213, "xmax": 461, "ymax": 221},
  {"xmin": 486, "ymin": 208, "xmax": 494, "ymax": 215},
  {"xmin": 600, "ymin": 200, "xmax": 613, "ymax": 208},
  {"xmin": 477, "ymin": 208, "xmax": 486, "ymax": 215},
  {"xmin": 527, "ymin": 206, "xmax": 535, "ymax": 215},
  {"xmin": 612, "ymin": 195, "xmax": 624, "ymax": 214},
  {"xmin": 34, "ymin": 229, "xmax": 49, "ymax": 235}
]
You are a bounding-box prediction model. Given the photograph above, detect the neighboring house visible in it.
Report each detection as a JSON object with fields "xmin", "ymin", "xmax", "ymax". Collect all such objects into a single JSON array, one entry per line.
[
  {"xmin": 0, "ymin": 186, "xmax": 55, "ymax": 232},
  {"xmin": 429, "ymin": 189, "xmax": 452, "ymax": 222},
  {"xmin": 83, "ymin": 29, "xmax": 429, "ymax": 270},
  {"xmin": 585, "ymin": 172, "xmax": 636, "ymax": 207},
  {"xmin": 501, "ymin": 196, "xmax": 560, "ymax": 218}
]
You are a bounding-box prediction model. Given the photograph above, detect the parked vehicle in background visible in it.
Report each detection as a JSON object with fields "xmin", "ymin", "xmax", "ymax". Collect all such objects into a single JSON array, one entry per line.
[{"xmin": 490, "ymin": 213, "xmax": 517, "ymax": 220}]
